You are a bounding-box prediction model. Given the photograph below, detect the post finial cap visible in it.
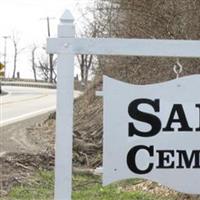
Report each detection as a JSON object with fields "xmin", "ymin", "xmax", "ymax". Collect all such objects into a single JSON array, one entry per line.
[{"xmin": 60, "ymin": 10, "xmax": 74, "ymax": 23}]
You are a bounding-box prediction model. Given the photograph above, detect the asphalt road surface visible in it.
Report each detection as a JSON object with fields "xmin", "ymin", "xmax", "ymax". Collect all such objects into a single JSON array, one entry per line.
[{"xmin": 0, "ymin": 86, "xmax": 81, "ymax": 127}]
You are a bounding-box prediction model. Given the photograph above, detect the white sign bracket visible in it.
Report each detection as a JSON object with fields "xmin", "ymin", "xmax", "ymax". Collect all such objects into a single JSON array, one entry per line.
[{"xmin": 46, "ymin": 9, "xmax": 200, "ymax": 200}]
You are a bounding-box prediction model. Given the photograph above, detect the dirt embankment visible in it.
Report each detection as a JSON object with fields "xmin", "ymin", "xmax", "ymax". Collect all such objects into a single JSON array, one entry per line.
[{"xmin": 0, "ymin": 114, "xmax": 55, "ymax": 196}]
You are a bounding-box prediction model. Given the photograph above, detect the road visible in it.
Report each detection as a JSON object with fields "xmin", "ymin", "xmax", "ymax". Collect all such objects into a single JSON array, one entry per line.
[{"xmin": 0, "ymin": 86, "xmax": 81, "ymax": 127}]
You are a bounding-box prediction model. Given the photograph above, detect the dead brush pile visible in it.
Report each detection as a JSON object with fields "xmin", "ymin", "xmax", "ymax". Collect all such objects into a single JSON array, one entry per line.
[{"xmin": 73, "ymin": 77, "xmax": 103, "ymax": 168}]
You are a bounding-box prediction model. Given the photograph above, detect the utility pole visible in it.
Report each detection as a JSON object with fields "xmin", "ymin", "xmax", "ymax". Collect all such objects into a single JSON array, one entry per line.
[
  {"xmin": 40, "ymin": 17, "xmax": 55, "ymax": 83},
  {"xmin": 2, "ymin": 36, "xmax": 11, "ymax": 78}
]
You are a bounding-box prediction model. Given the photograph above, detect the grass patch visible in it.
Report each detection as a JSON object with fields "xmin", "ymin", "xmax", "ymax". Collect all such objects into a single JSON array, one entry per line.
[
  {"xmin": 4, "ymin": 171, "xmax": 54, "ymax": 200},
  {"xmin": 2, "ymin": 170, "xmax": 176, "ymax": 200}
]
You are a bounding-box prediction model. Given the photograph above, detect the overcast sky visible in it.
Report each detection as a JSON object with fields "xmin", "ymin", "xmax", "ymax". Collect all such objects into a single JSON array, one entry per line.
[{"xmin": 0, "ymin": 0, "xmax": 91, "ymax": 78}]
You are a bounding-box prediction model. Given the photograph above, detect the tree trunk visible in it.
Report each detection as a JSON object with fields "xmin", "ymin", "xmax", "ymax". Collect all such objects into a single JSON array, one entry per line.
[
  {"xmin": 49, "ymin": 54, "xmax": 54, "ymax": 83},
  {"xmin": 12, "ymin": 53, "xmax": 17, "ymax": 78},
  {"xmin": 32, "ymin": 48, "xmax": 37, "ymax": 82}
]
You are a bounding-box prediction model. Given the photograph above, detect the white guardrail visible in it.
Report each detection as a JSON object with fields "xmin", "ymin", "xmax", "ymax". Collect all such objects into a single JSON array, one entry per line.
[{"xmin": 0, "ymin": 79, "xmax": 56, "ymax": 89}]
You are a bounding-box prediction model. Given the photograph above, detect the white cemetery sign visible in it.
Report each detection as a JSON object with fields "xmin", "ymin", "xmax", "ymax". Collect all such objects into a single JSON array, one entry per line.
[
  {"xmin": 47, "ymin": 9, "xmax": 200, "ymax": 200},
  {"xmin": 103, "ymin": 75, "xmax": 200, "ymax": 194}
]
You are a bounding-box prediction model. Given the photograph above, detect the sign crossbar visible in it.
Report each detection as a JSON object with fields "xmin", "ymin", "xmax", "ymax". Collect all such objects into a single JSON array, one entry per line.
[{"xmin": 48, "ymin": 37, "xmax": 200, "ymax": 58}]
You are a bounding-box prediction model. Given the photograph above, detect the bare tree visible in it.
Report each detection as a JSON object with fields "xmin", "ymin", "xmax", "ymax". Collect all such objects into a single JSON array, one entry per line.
[
  {"xmin": 75, "ymin": 0, "xmax": 120, "ymax": 84},
  {"xmin": 77, "ymin": 54, "xmax": 93, "ymax": 85},
  {"xmin": 90, "ymin": 0, "xmax": 200, "ymax": 84},
  {"xmin": 37, "ymin": 57, "xmax": 49, "ymax": 82},
  {"xmin": 30, "ymin": 45, "xmax": 37, "ymax": 81},
  {"xmin": 11, "ymin": 32, "xmax": 25, "ymax": 79},
  {"xmin": 75, "ymin": 2, "xmax": 110, "ymax": 85},
  {"xmin": 36, "ymin": 51, "xmax": 57, "ymax": 83}
]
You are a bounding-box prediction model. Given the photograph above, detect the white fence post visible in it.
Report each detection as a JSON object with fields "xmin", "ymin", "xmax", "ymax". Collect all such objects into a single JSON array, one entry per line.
[{"xmin": 55, "ymin": 10, "xmax": 75, "ymax": 200}]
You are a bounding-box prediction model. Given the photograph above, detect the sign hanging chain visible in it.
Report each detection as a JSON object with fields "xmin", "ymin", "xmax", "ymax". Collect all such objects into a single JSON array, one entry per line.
[{"xmin": 173, "ymin": 59, "xmax": 183, "ymax": 79}]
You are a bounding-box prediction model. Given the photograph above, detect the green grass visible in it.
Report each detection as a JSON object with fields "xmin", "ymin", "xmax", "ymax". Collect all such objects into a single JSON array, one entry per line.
[
  {"xmin": 2, "ymin": 170, "xmax": 176, "ymax": 200},
  {"xmin": 5, "ymin": 171, "xmax": 54, "ymax": 200}
]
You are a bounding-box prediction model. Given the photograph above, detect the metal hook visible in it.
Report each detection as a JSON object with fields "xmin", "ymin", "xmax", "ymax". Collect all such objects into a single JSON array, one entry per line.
[{"xmin": 173, "ymin": 59, "xmax": 183, "ymax": 79}]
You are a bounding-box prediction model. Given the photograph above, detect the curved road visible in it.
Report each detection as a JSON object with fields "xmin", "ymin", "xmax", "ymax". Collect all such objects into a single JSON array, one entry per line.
[{"xmin": 0, "ymin": 86, "xmax": 81, "ymax": 127}]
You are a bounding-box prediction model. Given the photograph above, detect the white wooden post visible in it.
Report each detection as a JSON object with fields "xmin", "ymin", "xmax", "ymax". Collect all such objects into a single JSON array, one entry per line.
[{"xmin": 55, "ymin": 10, "xmax": 75, "ymax": 200}]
